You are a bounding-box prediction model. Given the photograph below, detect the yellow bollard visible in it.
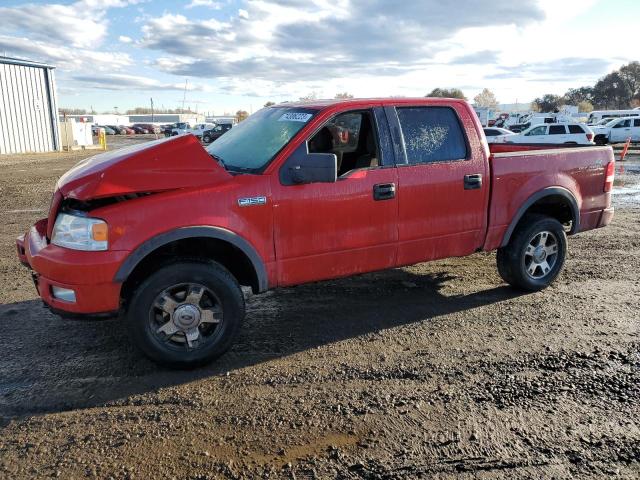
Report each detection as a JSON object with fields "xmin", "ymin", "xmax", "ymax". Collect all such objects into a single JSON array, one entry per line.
[{"xmin": 99, "ymin": 129, "xmax": 107, "ymax": 150}]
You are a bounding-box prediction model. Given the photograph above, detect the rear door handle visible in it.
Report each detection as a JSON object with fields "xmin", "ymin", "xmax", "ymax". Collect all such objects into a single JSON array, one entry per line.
[
  {"xmin": 464, "ymin": 174, "xmax": 482, "ymax": 190},
  {"xmin": 373, "ymin": 182, "xmax": 396, "ymax": 200}
]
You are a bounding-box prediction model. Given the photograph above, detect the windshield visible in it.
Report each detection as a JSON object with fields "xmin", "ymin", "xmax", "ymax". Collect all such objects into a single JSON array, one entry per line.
[{"xmin": 206, "ymin": 107, "xmax": 318, "ymax": 172}]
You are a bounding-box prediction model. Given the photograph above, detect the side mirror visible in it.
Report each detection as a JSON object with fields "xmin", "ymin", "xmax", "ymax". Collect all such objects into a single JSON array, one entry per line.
[{"xmin": 280, "ymin": 144, "xmax": 337, "ymax": 185}]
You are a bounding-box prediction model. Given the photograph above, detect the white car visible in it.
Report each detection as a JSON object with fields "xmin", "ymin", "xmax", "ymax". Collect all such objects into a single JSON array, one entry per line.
[
  {"xmin": 591, "ymin": 117, "xmax": 640, "ymax": 145},
  {"xmin": 483, "ymin": 127, "xmax": 515, "ymax": 143},
  {"xmin": 171, "ymin": 123, "xmax": 216, "ymax": 138},
  {"xmin": 497, "ymin": 123, "xmax": 594, "ymax": 145}
]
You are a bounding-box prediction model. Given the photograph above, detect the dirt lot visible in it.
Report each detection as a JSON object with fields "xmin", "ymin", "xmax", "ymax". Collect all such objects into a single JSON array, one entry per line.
[{"xmin": 0, "ymin": 138, "xmax": 639, "ymax": 479}]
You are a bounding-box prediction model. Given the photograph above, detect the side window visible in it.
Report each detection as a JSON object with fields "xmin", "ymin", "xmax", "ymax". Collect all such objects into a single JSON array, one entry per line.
[
  {"xmin": 308, "ymin": 110, "xmax": 380, "ymax": 176},
  {"xmin": 634, "ymin": 119, "xmax": 640, "ymax": 127},
  {"xmin": 396, "ymin": 107, "xmax": 467, "ymax": 164},
  {"xmin": 549, "ymin": 125, "xmax": 566, "ymax": 135},
  {"xmin": 568, "ymin": 125, "xmax": 585, "ymax": 134},
  {"xmin": 526, "ymin": 126, "xmax": 547, "ymax": 136},
  {"xmin": 614, "ymin": 120, "xmax": 630, "ymax": 128}
]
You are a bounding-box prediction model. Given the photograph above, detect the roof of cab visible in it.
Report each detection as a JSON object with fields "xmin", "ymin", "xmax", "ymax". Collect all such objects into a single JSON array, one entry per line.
[{"xmin": 272, "ymin": 97, "xmax": 470, "ymax": 110}]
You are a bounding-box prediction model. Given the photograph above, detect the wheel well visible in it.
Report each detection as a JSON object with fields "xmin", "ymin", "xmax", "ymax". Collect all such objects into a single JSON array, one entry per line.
[
  {"xmin": 120, "ymin": 237, "xmax": 260, "ymax": 304},
  {"xmin": 503, "ymin": 192, "xmax": 578, "ymax": 246}
]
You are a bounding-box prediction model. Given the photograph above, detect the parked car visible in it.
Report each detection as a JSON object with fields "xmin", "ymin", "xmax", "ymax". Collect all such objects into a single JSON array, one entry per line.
[
  {"xmin": 161, "ymin": 124, "xmax": 177, "ymax": 136},
  {"xmin": 587, "ymin": 109, "xmax": 640, "ymax": 125},
  {"xmin": 95, "ymin": 125, "xmax": 116, "ymax": 135},
  {"xmin": 483, "ymin": 127, "xmax": 515, "ymax": 143},
  {"xmin": 17, "ymin": 98, "xmax": 614, "ymax": 368},
  {"xmin": 591, "ymin": 117, "xmax": 640, "ymax": 145},
  {"xmin": 106, "ymin": 125, "xmax": 127, "ymax": 135},
  {"xmin": 131, "ymin": 126, "xmax": 149, "ymax": 134},
  {"xmin": 170, "ymin": 123, "xmax": 215, "ymax": 138},
  {"xmin": 201, "ymin": 123, "xmax": 233, "ymax": 143},
  {"xmin": 132, "ymin": 123, "xmax": 161, "ymax": 134},
  {"xmin": 120, "ymin": 126, "xmax": 135, "ymax": 135},
  {"xmin": 497, "ymin": 123, "xmax": 595, "ymax": 145},
  {"xmin": 164, "ymin": 122, "xmax": 189, "ymax": 137}
]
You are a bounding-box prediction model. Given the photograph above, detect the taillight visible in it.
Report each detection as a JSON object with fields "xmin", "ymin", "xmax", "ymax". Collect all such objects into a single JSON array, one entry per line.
[
  {"xmin": 604, "ymin": 161, "xmax": 615, "ymax": 192},
  {"xmin": 586, "ymin": 133, "xmax": 594, "ymax": 142}
]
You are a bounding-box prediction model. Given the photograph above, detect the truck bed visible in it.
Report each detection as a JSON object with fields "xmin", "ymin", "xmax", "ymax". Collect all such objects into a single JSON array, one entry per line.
[{"xmin": 483, "ymin": 145, "xmax": 615, "ymax": 251}]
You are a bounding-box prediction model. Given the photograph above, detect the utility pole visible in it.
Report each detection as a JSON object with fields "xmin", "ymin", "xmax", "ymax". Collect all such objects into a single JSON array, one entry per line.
[
  {"xmin": 182, "ymin": 79, "xmax": 188, "ymax": 112},
  {"xmin": 150, "ymin": 97, "xmax": 154, "ymax": 122}
]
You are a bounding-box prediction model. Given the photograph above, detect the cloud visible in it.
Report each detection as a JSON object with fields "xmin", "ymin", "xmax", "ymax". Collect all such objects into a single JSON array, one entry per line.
[
  {"xmin": 0, "ymin": 0, "xmax": 141, "ymax": 48},
  {"xmin": 119, "ymin": 35, "xmax": 133, "ymax": 44},
  {"xmin": 487, "ymin": 57, "xmax": 611, "ymax": 80},
  {"xmin": 0, "ymin": 35, "xmax": 132, "ymax": 71},
  {"xmin": 141, "ymin": 0, "xmax": 544, "ymax": 85},
  {"xmin": 449, "ymin": 50, "xmax": 500, "ymax": 65},
  {"xmin": 71, "ymin": 73, "xmax": 206, "ymax": 91},
  {"xmin": 186, "ymin": 0, "xmax": 223, "ymax": 8}
]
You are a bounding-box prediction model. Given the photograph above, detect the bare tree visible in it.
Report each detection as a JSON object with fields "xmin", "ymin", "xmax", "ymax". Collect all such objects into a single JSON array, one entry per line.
[
  {"xmin": 473, "ymin": 88, "xmax": 499, "ymax": 109},
  {"xmin": 236, "ymin": 110, "xmax": 249, "ymax": 122},
  {"xmin": 334, "ymin": 92, "xmax": 354, "ymax": 99}
]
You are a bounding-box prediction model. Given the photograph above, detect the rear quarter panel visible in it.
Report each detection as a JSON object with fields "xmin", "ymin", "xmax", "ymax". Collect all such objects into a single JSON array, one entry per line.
[{"xmin": 484, "ymin": 146, "xmax": 614, "ymax": 251}]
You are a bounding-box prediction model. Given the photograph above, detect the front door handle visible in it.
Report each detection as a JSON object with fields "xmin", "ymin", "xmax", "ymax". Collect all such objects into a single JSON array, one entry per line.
[
  {"xmin": 373, "ymin": 182, "xmax": 396, "ymax": 201},
  {"xmin": 464, "ymin": 174, "xmax": 482, "ymax": 190}
]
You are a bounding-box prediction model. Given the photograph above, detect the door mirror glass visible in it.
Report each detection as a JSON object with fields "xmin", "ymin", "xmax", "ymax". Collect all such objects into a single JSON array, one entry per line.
[{"xmin": 280, "ymin": 143, "xmax": 337, "ymax": 185}]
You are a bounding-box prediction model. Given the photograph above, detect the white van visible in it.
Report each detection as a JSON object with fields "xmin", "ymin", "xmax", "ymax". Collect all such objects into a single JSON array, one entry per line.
[
  {"xmin": 497, "ymin": 123, "xmax": 595, "ymax": 145},
  {"xmin": 591, "ymin": 117, "xmax": 640, "ymax": 144},
  {"xmin": 587, "ymin": 110, "xmax": 640, "ymax": 125}
]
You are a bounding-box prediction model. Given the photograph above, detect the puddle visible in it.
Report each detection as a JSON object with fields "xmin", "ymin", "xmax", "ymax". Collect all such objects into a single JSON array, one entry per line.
[{"xmin": 612, "ymin": 160, "xmax": 640, "ymax": 206}]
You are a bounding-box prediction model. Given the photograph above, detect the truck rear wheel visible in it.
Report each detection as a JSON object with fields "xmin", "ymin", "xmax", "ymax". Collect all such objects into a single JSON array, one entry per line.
[
  {"xmin": 126, "ymin": 259, "xmax": 245, "ymax": 368},
  {"xmin": 496, "ymin": 214, "xmax": 567, "ymax": 291}
]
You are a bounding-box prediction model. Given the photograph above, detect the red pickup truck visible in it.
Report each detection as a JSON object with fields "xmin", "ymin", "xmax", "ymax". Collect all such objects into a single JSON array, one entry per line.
[{"xmin": 17, "ymin": 98, "xmax": 615, "ymax": 367}]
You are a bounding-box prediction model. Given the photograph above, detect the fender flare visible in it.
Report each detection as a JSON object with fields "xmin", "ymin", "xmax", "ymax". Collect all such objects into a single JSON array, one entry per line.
[
  {"xmin": 113, "ymin": 226, "xmax": 268, "ymax": 292},
  {"xmin": 501, "ymin": 187, "xmax": 580, "ymax": 247}
]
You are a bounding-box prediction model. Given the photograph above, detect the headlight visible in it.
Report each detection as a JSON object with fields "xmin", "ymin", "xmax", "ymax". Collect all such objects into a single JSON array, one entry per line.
[{"xmin": 51, "ymin": 213, "xmax": 108, "ymax": 251}]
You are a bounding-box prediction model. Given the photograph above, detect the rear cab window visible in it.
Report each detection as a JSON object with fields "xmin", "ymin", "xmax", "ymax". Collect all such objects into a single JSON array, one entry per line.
[{"xmin": 396, "ymin": 106, "xmax": 467, "ymax": 164}]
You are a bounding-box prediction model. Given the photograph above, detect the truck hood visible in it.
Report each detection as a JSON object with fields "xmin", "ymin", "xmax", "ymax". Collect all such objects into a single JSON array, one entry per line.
[{"xmin": 56, "ymin": 135, "xmax": 232, "ymax": 200}]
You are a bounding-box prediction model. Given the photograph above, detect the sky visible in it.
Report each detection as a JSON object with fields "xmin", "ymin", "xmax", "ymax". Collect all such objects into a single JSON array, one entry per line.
[{"xmin": 0, "ymin": 0, "xmax": 638, "ymax": 115}]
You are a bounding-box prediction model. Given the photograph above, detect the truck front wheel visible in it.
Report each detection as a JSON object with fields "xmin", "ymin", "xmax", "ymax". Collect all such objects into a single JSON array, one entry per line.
[
  {"xmin": 496, "ymin": 214, "xmax": 567, "ymax": 291},
  {"xmin": 126, "ymin": 259, "xmax": 245, "ymax": 368}
]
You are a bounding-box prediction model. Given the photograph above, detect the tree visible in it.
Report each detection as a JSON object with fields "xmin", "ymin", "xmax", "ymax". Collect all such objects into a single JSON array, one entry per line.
[
  {"xmin": 618, "ymin": 61, "xmax": 640, "ymax": 101},
  {"xmin": 531, "ymin": 94, "xmax": 565, "ymax": 112},
  {"xmin": 59, "ymin": 107, "xmax": 87, "ymax": 115},
  {"xmin": 426, "ymin": 88, "xmax": 467, "ymax": 100},
  {"xmin": 236, "ymin": 110, "xmax": 249, "ymax": 122},
  {"xmin": 563, "ymin": 86, "xmax": 594, "ymax": 105},
  {"xmin": 593, "ymin": 71, "xmax": 633, "ymax": 109},
  {"xmin": 264, "ymin": 101, "xmax": 276, "ymax": 107},
  {"xmin": 473, "ymin": 88, "xmax": 498, "ymax": 109},
  {"xmin": 334, "ymin": 92, "xmax": 354, "ymax": 99},
  {"xmin": 577, "ymin": 100, "xmax": 594, "ymax": 113},
  {"xmin": 299, "ymin": 92, "xmax": 318, "ymax": 101}
]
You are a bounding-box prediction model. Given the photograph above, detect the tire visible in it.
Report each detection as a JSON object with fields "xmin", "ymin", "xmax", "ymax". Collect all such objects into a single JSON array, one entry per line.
[
  {"xmin": 202, "ymin": 135, "xmax": 211, "ymax": 143},
  {"xmin": 496, "ymin": 214, "xmax": 567, "ymax": 292},
  {"xmin": 127, "ymin": 259, "xmax": 245, "ymax": 368}
]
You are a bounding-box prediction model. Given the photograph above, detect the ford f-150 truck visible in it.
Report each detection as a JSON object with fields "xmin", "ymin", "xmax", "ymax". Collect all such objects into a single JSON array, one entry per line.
[{"xmin": 17, "ymin": 98, "xmax": 615, "ymax": 368}]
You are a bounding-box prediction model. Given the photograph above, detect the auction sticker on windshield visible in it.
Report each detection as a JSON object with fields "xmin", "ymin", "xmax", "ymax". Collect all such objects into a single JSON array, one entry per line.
[{"xmin": 279, "ymin": 112, "xmax": 313, "ymax": 122}]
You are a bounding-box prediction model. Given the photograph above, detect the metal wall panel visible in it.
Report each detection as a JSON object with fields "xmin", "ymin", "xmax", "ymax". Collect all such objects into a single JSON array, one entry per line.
[{"xmin": 0, "ymin": 59, "xmax": 60, "ymax": 154}]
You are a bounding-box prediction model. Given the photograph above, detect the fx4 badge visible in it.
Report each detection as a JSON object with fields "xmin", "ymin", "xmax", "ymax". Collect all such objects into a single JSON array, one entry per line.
[{"xmin": 238, "ymin": 196, "xmax": 267, "ymax": 207}]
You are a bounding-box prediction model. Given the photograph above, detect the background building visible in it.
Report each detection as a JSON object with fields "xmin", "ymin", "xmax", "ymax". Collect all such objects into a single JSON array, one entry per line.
[{"xmin": 0, "ymin": 56, "xmax": 60, "ymax": 154}]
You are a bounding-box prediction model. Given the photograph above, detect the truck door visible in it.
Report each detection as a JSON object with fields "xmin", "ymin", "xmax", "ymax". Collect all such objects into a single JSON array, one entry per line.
[
  {"xmin": 271, "ymin": 108, "xmax": 399, "ymax": 286},
  {"xmin": 610, "ymin": 118, "xmax": 632, "ymax": 143},
  {"xmin": 387, "ymin": 104, "xmax": 489, "ymax": 266}
]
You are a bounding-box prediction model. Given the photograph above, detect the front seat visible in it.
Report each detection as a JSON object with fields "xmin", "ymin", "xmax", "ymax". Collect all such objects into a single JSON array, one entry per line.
[
  {"xmin": 309, "ymin": 127, "xmax": 342, "ymax": 173},
  {"xmin": 353, "ymin": 129, "xmax": 378, "ymax": 169}
]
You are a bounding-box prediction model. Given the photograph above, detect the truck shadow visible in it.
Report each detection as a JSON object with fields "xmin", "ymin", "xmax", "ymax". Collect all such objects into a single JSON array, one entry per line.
[{"xmin": 0, "ymin": 267, "xmax": 524, "ymax": 420}]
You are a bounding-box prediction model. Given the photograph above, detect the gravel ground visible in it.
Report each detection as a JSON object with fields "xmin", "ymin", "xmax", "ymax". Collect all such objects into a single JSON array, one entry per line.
[{"xmin": 0, "ymin": 139, "xmax": 639, "ymax": 479}]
